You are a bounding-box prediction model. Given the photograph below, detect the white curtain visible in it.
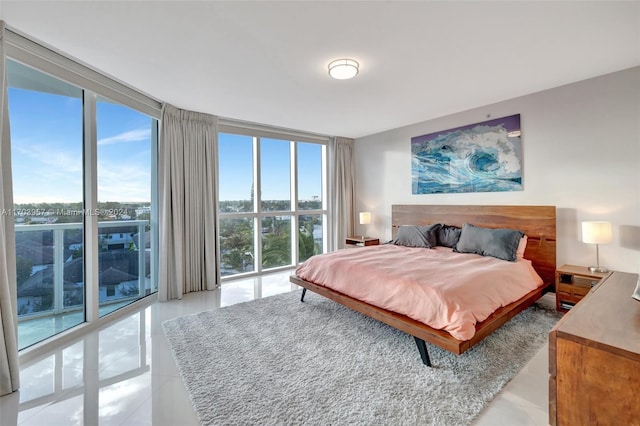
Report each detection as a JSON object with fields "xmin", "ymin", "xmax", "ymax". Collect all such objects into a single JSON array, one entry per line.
[
  {"xmin": 0, "ymin": 21, "xmax": 20, "ymax": 396},
  {"xmin": 158, "ymin": 104, "xmax": 219, "ymax": 301},
  {"xmin": 330, "ymin": 137, "xmax": 356, "ymax": 251}
]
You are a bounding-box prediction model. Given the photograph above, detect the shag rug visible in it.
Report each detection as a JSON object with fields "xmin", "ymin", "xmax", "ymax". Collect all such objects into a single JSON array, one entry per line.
[{"xmin": 162, "ymin": 290, "xmax": 560, "ymax": 425}]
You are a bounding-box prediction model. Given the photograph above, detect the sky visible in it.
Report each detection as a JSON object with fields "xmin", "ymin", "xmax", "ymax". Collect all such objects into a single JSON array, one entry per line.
[
  {"xmin": 8, "ymin": 61, "xmax": 323, "ymax": 205},
  {"xmin": 218, "ymin": 133, "xmax": 323, "ymax": 202},
  {"xmin": 9, "ymin": 92, "xmax": 322, "ymax": 208},
  {"xmin": 8, "ymin": 87, "xmax": 153, "ymax": 204}
]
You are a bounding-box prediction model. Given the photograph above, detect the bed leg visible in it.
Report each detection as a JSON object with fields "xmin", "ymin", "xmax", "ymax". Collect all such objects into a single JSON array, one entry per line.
[
  {"xmin": 414, "ymin": 337, "xmax": 432, "ymax": 367},
  {"xmin": 300, "ymin": 288, "xmax": 307, "ymax": 302}
]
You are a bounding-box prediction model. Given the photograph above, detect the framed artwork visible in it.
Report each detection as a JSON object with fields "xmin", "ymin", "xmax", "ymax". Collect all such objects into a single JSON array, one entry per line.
[{"xmin": 411, "ymin": 114, "xmax": 522, "ymax": 194}]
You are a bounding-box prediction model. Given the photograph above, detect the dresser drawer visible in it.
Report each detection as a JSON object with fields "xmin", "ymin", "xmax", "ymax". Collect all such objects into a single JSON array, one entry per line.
[{"xmin": 557, "ymin": 283, "xmax": 590, "ymax": 298}]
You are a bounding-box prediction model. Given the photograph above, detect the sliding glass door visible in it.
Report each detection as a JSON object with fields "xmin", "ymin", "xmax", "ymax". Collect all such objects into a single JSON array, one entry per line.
[
  {"xmin": 7, "ymin": 59, "xmax": 158, "ymax": 349},
  {"xmin": 96, "ymin": 98, "xmax": 155, "ymax": 317},
  {"xmin": 8, "ymin": 59, "xmax": 86, "ymax": 348}
]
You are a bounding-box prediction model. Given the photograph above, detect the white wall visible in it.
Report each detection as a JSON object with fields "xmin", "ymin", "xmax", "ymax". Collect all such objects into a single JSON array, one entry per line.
[{"xmin": 355, "ymin": 67, "xmax": 640, "ymax": 274}]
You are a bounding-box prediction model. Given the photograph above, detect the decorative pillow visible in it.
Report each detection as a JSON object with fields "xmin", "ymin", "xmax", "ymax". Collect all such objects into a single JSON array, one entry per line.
[
  {"xmin": 516, "ymin": 235, "xmax": 528, "ymax": 259},
  {"xmin": 392, "ymin": 224, "xmax": 441, "ymax": 248},
  {"xmin": 437, "ymin": 225, "xmax": 462, "ymax": 248},
  {"xmin": 454, "ymin": 224, "xmax": 524, "ymax": 262}
]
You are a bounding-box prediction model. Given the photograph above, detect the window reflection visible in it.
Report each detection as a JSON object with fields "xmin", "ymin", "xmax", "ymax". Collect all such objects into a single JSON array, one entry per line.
[{"xmin": 15, "ymin": 312, "xmax": 149, "ymax": 423}]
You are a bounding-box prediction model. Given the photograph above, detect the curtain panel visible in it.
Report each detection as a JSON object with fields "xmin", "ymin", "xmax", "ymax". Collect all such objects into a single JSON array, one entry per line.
[
  {"xmin": 330, "ymin": 137, "xmax": 356, "ymax": 251},
  {"xmin": 0, "ymin": 20, "xmax": 20, "ymax": 396},
  {"xmin": 158, "ymin": 104, "xmax": 219, "ymax": 301}
]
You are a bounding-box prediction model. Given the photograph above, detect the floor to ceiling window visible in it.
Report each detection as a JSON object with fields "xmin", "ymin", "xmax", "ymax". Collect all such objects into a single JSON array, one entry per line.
[
  {"xmin": 7, "ymin": 56, "xmax": 159, "ymax": 349},
  {"xmin": 8, "ymin": 60, "xmax": 86, "ymax": 348},
  {"xmin": 218, "ymin": 131, "xmax": 327, "ymax": 277},
  {"xmin": 297, "ymin": 142, "xmax": 325, "ymax": 262},
  {"xmin": 96, "ymin": 98, "xmax": 156, "ymax": 317}
]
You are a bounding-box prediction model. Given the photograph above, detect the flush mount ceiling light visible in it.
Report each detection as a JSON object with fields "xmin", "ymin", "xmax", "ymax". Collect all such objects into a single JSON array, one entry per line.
[{"xmin": 328, "ymin": 59, "xmax": 359, "ymax": 80}]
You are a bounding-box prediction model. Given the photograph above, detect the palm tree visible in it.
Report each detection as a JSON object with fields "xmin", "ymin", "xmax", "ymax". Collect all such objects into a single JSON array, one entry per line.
[
  {"xmin": 222, "ymin": 249, "xmax": 247, "ymax": 273},
  {"xmin": 298, "ymin": 226, "xmax": 317, "ymax": 262},
  {"xmin": 262, "ymin": 232, "xmax": 290, "ymax": 268}
]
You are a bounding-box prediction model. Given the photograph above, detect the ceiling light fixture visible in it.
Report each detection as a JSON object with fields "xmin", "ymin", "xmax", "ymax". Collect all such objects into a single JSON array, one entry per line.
[{"xmin": 328, "ymin": 59, "xmax": 359, "ymax": 80}]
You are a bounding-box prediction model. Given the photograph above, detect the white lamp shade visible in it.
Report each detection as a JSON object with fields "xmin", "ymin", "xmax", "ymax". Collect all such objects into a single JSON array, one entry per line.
[
  {"xmin": 328, "ymin": 59, "xmax": 359, "ymax": 80},
  {"xmin": 581, "ymin": 221, "xmax": 612, "ymax": 244},
  {"xmin": 359, "ymin": 211, "xmax": 371, "ymax": 225}
]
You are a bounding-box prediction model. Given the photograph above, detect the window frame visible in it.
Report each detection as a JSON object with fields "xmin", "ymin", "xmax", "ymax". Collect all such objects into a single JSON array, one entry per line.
[
  {"xmin": 217, "ymin": 127, "xmax": 329, "ymax": 279},
  {"xmin": 5, "ymin": 27, "xmax": 160, "ymax": 355}
]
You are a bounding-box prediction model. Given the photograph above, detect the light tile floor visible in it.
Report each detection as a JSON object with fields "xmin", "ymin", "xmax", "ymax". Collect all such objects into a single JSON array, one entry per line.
[{"xmin": 1, "ymin": 271, "xmax": 555, "ymax": 425}]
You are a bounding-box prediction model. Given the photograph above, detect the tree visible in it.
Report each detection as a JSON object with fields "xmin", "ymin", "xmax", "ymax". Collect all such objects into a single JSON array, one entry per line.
[
  {"xmin": 298, "ymin": 226, "xmax": 317, "ymax": 262},
  {"xmin": 222, "ymin": 249, "xmax": 252, "ymax": 272},
  {"xmin": 262, "ymin": 231, "xmax": 290, "ymax": 268},
  {"xmin": 262, "ymin": 217, "xmax": 291, "ymax": 268},
  {"xmin": 220, "ymin": 218, "xmax": 253, "ymax": 273}
]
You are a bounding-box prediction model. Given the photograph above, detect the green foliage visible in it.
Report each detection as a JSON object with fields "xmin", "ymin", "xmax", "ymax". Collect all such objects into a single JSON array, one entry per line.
[
  {"xmin": 219, "ymin": 200, "xmax": 253, "ymax": 213},
  {"xmin": 298, "ymin": 226, "xmax": 318, "ymax": 263},
  {"xmin": 222, "ymin": 249, "xmax": 251, "ymax": 272},
  {"xmin": 220, "ymin": 213, "xmax": 323, "ymax": 274},
  {"xmin": 262, "ymin": 232, "xmax": 291, "ymax": 268},
  {"xmin": 261, "ymin": 217, "xmax": 291, "ymax": 268},
  {"xmin": 218, "ymin": 199, "xmax": 322, "ymax": 213},
  {"xmin": 220, "ymin": 218, "xmax": 254, "ymax": 273}
]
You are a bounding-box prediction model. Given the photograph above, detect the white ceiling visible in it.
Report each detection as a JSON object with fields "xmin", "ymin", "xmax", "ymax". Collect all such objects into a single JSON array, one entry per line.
[{"xmin": 1, "ymin": 1, "xmax": 639, "ymax": 139}]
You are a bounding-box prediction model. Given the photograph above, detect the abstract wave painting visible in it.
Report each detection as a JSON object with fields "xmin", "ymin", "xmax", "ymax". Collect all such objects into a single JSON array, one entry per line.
[{"xmin": 411, "ymin": 114, "xmax": 522, "ymax": 194}]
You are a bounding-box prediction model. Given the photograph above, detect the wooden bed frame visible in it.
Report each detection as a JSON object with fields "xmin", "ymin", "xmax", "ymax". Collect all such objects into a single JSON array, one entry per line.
[{"xmin": 289, "ymin": 204, "xmax": 556, "ymax": 366}]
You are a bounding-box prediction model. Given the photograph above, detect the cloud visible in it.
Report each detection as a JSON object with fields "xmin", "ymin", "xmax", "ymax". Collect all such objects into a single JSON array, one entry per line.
[
  {"xmin": 98, "ymin": 128, "xmax": 151, "ymax": 146},
  {"xmin": 12, "ymin": 138, "xmax": 151, "ymax": 203},
  {"xmin": 97, "ymin": 158, "xmax": 151, "ymax": 202},
  {"xmin": 15, "ymin": 142, "xmax": 83, "ymax": 174}
]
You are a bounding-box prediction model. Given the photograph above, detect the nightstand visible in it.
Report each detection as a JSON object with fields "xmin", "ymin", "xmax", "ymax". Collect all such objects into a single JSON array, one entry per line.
[
  {"xmin": 555, "ymin": 264, "xmax": 610, "ymax": 312},
  {"xmin": 345, "ymin": 237, "xmax": 379, "ymax": 248}
]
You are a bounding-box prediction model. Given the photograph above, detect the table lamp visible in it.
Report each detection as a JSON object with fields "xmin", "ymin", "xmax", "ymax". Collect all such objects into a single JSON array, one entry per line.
[
  {"xmin": 581, "ymin": 221, "xmax": 612, "ymax": 273},
  {"xmin": 359, "ymin": 212, "xmax": 371, "ymax": 240}
]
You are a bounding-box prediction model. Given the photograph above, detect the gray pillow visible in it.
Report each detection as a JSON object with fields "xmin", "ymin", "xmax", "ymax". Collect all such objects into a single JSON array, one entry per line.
[
  {"xmin": 454, "ymin": 224, "xmax": 524, "ymax": 262},
  {"xmin": 392, "ymin": 224, "xmax": 441, "ymax": 248},
  {"xmin": 437, "ymin": 225, "xmax": 462, "ymax": 248}
]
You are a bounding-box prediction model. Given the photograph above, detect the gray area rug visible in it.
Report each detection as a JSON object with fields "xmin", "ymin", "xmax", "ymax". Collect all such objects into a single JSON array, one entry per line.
[{"xmin": 162, "ymin": 290, "xmax": 560, "ymax": 425}]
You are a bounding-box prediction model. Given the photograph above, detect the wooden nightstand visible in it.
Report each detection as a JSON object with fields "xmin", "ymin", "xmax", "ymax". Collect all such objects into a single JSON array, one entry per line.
[
  {"xmin": 345, "ymin": 237, "xmax": 379, "ymax": 248},
  {"xmin": 555, "ymin": 264, "xmax": 610, "ymax": 312}
]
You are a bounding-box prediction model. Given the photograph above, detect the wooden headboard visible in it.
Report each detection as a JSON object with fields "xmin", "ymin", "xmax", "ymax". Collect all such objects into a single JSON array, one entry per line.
[{"xmin": 391, "ymin": 205, "xmax": 557, "ymax": 286}]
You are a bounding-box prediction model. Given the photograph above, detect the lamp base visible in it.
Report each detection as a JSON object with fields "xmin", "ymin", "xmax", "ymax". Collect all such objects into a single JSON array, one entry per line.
[{"xmin": 588, "ymin": 266, "xmax": 608, "ymax": 273}]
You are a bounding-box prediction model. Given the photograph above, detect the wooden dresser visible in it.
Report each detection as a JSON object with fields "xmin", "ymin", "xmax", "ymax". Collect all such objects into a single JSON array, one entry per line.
[{"xmin": 549, "ymin": 271, "xmax": 640, "ymax": 425}]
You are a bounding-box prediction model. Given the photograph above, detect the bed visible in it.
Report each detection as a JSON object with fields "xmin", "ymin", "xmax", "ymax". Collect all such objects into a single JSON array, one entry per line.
[{"xmin": 289, "ymin": 204, "xmax": 556, "ymax": 366}]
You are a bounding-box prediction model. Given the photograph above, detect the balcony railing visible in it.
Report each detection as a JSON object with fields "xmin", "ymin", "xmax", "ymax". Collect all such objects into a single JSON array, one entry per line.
[{"xmin": 15, "ymin": 220, "xmax": 150, "ymax": 322}]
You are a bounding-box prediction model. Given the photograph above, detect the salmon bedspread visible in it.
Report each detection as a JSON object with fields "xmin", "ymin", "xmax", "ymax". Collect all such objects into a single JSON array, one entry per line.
[{"xmin": 295, "ymin": 245, "xmax": 544, "ymax": 340}]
